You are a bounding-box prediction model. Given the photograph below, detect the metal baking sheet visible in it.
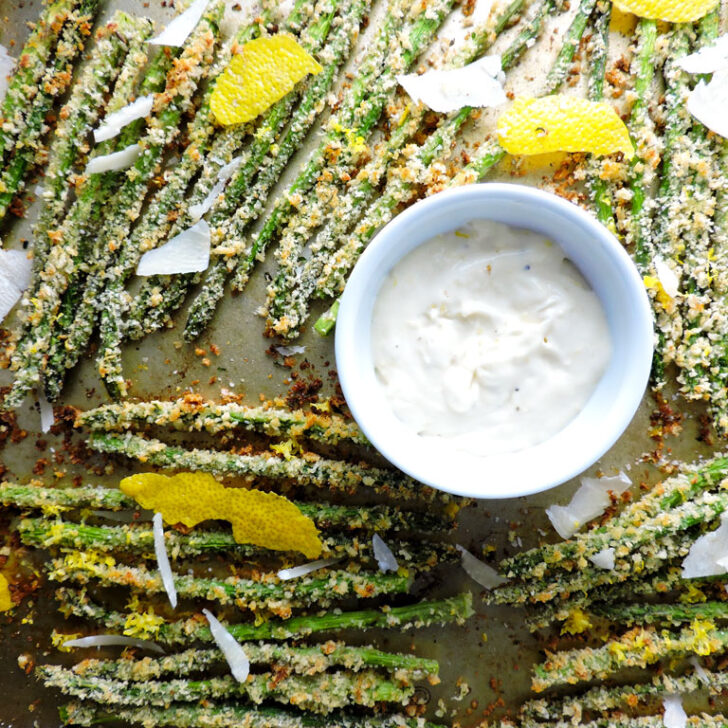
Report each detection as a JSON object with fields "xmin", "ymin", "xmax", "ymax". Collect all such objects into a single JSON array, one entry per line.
[{"xmin": 0, "ymin": 1, "xmax": 715, "ymax": 726}]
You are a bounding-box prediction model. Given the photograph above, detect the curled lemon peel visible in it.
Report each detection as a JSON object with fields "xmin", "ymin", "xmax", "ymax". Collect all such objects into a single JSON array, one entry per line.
[
  {"xmin": 613, "ymin": 0, "xmax": 717, "ymax": 22},
  {"xmin": 211, "ymin": 34, "xmax": 322, "ymax": 126},
  {"xmin": 496, "ymin": 96, "xmax": 634, "ymax": 159},
  {"xmin": 120, "ymin": 472, "xmax": 322, "ymax": 558},
  {"xmin": 0, "ymin": 573, "xmax": 12, "ymax": 612}
]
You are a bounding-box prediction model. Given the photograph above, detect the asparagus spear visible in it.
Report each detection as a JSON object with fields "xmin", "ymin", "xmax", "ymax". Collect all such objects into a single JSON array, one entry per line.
[
  {"xmin": 46, "ymin": 553, "xmax": 413, "ymax": 611},
  {"xmin": 6, "ymin": 37, "xmax": 168, "ymax": 408},
  {"xmin": 20, "ymin": 516, "xmax": 457, "ymax": 564},
  {"xmin": 84, "ymin": 431, "xmax": 449, "ymax": 504},
  {"xmin": 531, "ymin": 622, "xmax": 728, "ymax": 691},
  {"xmin": 593, "ymin": 600, "xmax": 728, "ymax": 626},
  {"xmin": 30, "ymin": 13, "xmax": 155, "ymax": 276},
  {"xmin": 54, "ymin": 587, "xmax": 474, "ymax": 645},
  {"xmin": 75, "ymin": 398, "xmax": 368, "ymax": 445},
  {"xmin": 42, "ymin": 1, "xmax": 225, "ymax": 399},
  {"xmin": 65, "ymin": 643, "xmax": 439, "ymax": 680},
  {"xmin": 0, "ymin": 0, "xmax": 103, "ymax": 221},
  {"xmin": 0, "ymin": 0, "xmax": 79, "ymax": 166},
  {"xmin": 59, "ymin": 701, "xmax": 448, "ymax": 728},
  {"xmin": 39, "ymin": 665, "xmax": 415, "ymax": 712},
  {"xmin": 0, "ymin": 483, "xmax": 457, "ymax": 533}
]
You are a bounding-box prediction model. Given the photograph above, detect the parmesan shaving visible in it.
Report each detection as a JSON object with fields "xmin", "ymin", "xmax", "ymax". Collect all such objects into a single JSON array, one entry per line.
[
  {"xmin": 277, "ymin": 557, "xmax": 342, "ymax": 581},
  {"xmin": 662, "ymin": 695, "xmax": 687, "ymax": 728},
  {"xmin": 274, "ymin": 345, "xmax": 306, "ymax": 356},
  {"xmin": 93, "ymin": 95, "xmax": 155, "ymax": 143},
  {"xmin": 149, "ymin": 0, "xmax": 209, "ymax": 47},
  {"xmin": 136, "ymin": 220, "xmax": 210, "ymax": 276},
  {"xmin": 677, "ymin": 33, "xmax": 728, "ymax": 74},
  {"xmin": 687, "ymin": 69, "xmax": 728, "ymax": 139},
  {"xmin": 63, "ymin": 634, "xmax": 165, "ymax": 653},
  {"xmin": 689, "ymin": 657, "xmax": 711, "ymax": 685},
  {"xmin": 0, "ymin": 45, "xmax": 15, "ymax": 104},
  {"xmin": 153, "ymin": 512, "xmax": 177, "ymax": 609},
  {"xmin": 85, "ymin": 144, "xmax": 142, "ymax": 175},
  {"xmin": 589, "ymin": 547, "xmax": 615, "ymax": 570},
  {"xmin": 189, "ymin": 156, "xmax": 243, "ymax": 220},
  {"xmin": 372, "ymin": 534, "xmax": 399, "ymax": 573},
  {"xmin": 456, "ymin": 545, "xmax": 507, "ymax": 589},
  {"xmin": 0, "ymin": 249, "xmax": 32, "ymax": 322},
  {"xmin": 38, "ymin": 393, "xmax": 54, "ymax": 434},
  {"xmin": 397, "ymin": 55, "xmax": 506, "ymax": 114},
  {"xmin": 202, "ymin": 609, "xmax": 249, "ymax": 682},
  {"xmin": 681, "ymin": 514, "xmax": 728, "ymax": 578},
  {"xmin": 654, "ymin": 256, "xmax": 680, "ymax": 298},
  {"xmin": 546, "ymin": 472, "xmax": 632, "ymax": 539}
]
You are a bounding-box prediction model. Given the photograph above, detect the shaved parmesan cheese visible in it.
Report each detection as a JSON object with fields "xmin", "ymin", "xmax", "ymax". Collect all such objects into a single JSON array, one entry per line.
[
  {"xmin": 0, "ymin": 249, "xmax": 32, "ymax": 322},
  {"xmin": 202, "ymin": 608, "xmax": 249, "ymax": 682},
  {"xmin": 274, "ymin": 345, "xmax": 306, "ymax": 356},
  {"xmin": 397, "ymin": 55, "xmax": 506, "ymax": 114},
  {"xmin": 149, "ymin": 0, "xmax": 209, "ymax": 47},
  {"xmin": 93, "ymin": 95, "xmax": 155, "ymax": 143},
  {"xmin": 677, "ymin": 33, "xmax": 728, "ymax": 74},
  {"xmin": 277, "ymin": 557, "xmax": 342, "ymax": 581},
  {"xmin": 589, "ymin": 547, "xmax": 615, "ymax": 570},
  {"xmin": 85, "ymin": 144, "xmax": 141, "ymax": 175},
  {"xmin": 546, "ymin": 472, "xmax": 632, "ymax": 539},
  {"xmin": 663, "ymin": 695, "xmax": 687, "ymax": 728},
  {"xmin": 0, "ymin": 45, "xmax": 16, "ymax": 104},
  {"xmin": 153, "ymin": 512, "xmax": 177, "ymax": 609},
  {"xmin": 38, "ymin": 393, "xmax": 54, "ymax": 433},
  {"xmin": 63, "ymin": 634, "xmax": 165, "ymax": 653},
  {"xmin": 681, "ymin": 515, "xmax": 728, "ymax": 578},
  {"xmin": 136, "ymin": 220, "xmax": 210, "ymax": 276},
  {"xmin": 372, "ymin": 534, "xmax": 399, "ymax": 573},
  {"xmin": 687, "ymin": 69, "xmax": 728, "ymax": 139},
  {"xmin": 654, "ymin": 256, "xmax": 680, "ymax": 298},
  {"xmin": 189, "ymin": 156, "xmax": 243, "ymax": 220},
  {"xmin": 689, "ymin": 657, "xmax": 710, "ymax": 685},
  {"xmin": 456, "ymin": 545, "xmax": 507, "ymax": 589}
]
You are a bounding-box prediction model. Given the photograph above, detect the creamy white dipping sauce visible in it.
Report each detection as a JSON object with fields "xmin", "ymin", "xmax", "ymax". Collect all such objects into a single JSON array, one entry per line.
[{"xmin": 371, "ymin": 220, "xmax": 612, "ymax": 457}]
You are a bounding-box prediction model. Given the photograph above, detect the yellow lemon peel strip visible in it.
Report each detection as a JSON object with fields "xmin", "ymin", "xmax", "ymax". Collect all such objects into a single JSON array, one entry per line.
[
  {"xmin": 120, "ymin": 472, "xmax": 322, "ymax": 558},
  {"xmin": 0, "ymin": 573, "xmax": 12, "ymax": 612},
  {"xmin": 211, "ymin": 34, "xmax": 322, "ymax": 126},
  {"xmin": 497, "ymin": 96, "xmax": 634, "ymax": 159},
  {"xmin": 613, "ymin": 0, "xmax": 717, "ymax": 22}
]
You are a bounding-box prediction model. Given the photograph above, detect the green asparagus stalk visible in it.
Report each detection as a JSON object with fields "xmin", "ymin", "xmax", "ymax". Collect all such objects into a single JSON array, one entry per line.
[
  {"xmin": 593, "ymin": 600, "xmax": 728, "ymax": 626},
  {"xmin": 30, "ymin": 13, "xmax": 155, "ymax": 276},
  {"xmin": 84, "ymin": 431, "xmax": 448, "ymax": 504},
  {"xmin": 19, "ymin": 516, "xmax": 457, "ymax": 565},
  {"xmin": 0, "ymin": 482, "xmax": 457, "ymax": 533},
  {"xmin": 64, "ymin": 643, "xmax": 439, "ymax": 680},
  {"xmin": 59, "ymin": 700, "xmax": 448, "ymax": 728},
  {"xmin": 75, "ymin": 398, "xmax": 367, "ymax": 445},
  {"xmin": 55, "ymin": 587, "xmax": 474, "ymax": 645},
  {"xmin": 0, "ymin": 0, "xmax": 79, "ymax": 166},
  {"xmin": 531, "ymin": 622, "xmax": 728, "ymax": 692},
  {"xmin": 0, "ymin": 0, "xmax": 103, "ymax": 221},
  {"xmin": 46, "ymin": 552, "xmax": 413, "ymax": 611},
  {"xmin": 39, "ymin": 664, "xmax": 415, "ymax": 712},
  {"xmin": 43, "ymin": 1, "xmax": 225, "ymax": 399}
]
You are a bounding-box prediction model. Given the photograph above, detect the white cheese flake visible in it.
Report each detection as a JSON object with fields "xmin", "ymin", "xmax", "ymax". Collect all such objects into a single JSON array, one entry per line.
[
  {"xmin": 0, "ymin": 45, "xmax": 16, "ymax": 104},
  {"xmin": 677, "ymin": 33, "xmax": 728, "ymax": 74},
  {"xmin": 149, "ymin": 0, "xmax": 209, "ymax": 47},
  {"xmin": 153, "ymin": 512, "xmax": 177, "ymax": 609},
  {"xmin": 63, "ymin": 635, "xmax": 165, "ymax": 653},
  {"xmin": 274, "ymin": 345, "xmax": 306, "ymax": 356},
  {"xmin": 38, "ymin": 393, "xmax": 54, "ymax": 434},
  {"xmin": 85, "ymin": 144, "xmax": 142, "ymax": 175},
  {"xmin": 682, "ymin": 514, "xmax": 728, "ymax": 578},
  {"xmin": 662, "ymin": 695, "xmax": 687, "ymax": 728},
  {"xmin": 654, "ymin": 256, "xmax": 680, "ymax": 298},
  {"xmin": 687, "ymin": 69, "xmax": 728, "ymax": 139},
  {"xmin": 202, "ymin": 609, "xmax": 249, "ymax": 682},
  {"xmin": 372, "ymin": 534, "xmax": 399, "ymax": 573},
  {"xmin": 189, "ymin": 156, "xmax": 243, "ymax": 220},
  {"xmin": 136, "ymin": 220, "xmax": 210, "ymax": 276},
  {"xmin": 277, "ymin": 557, "xmax": 342, "ymax": 581},
  {"xmin": 397, "ymin": 55, "xmax": 506, "ymax": 114},
  {"xmin": 93, "ymin": 95, "xmax": 155, "ymax": 143},
  {"xmin": 456, "ymin": 545, "xmax": 506, "ymax": 588},
  {"xmin": 0, "ymin": 249, "xmax": 32, "ymax": 322},
  {"xmin": 589, "ymin": 547, "xmax": 615, "ymax": 571},
  {"xmin": 546, "ymin": 472, "xmax": 632, "ymax": 539}
]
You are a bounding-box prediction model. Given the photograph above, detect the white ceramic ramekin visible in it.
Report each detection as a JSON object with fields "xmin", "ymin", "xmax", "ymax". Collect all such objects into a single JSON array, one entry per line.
[{"xmin": 335, "ymin": 183, "xmax": 653, "ymax": 499}]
